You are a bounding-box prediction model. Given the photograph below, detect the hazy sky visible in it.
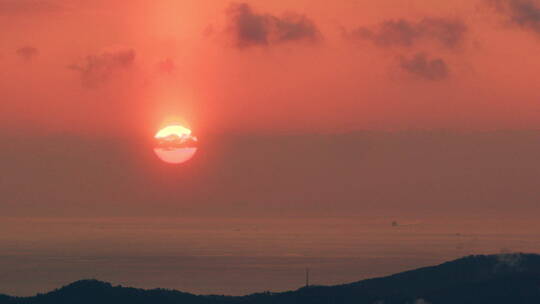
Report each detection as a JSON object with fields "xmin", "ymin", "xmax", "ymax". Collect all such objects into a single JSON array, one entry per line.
[
  {"xmin": 4, "ymin": 1, "xmax": 540, "ymax": 297},
  {"xmin": 2, "ymin": 0, "xmax": 540, "ymax": 218}
]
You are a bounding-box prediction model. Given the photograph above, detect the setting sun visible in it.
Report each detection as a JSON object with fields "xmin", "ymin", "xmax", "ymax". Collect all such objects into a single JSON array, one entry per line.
[{"xmin": 153, "ymin": 124, "xmax": 198, "ymax": 164}]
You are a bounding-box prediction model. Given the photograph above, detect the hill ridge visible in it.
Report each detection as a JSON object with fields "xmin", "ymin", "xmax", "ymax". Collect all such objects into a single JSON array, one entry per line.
[{"xmin": 2, "ymin": 253, "xmax": 539, "ymax": 304}]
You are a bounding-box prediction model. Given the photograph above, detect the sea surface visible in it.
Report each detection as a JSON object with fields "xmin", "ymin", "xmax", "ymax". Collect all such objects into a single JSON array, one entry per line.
[{"xmin": 1, "ymin": 217, "xmax": 539, "ymax": 296}]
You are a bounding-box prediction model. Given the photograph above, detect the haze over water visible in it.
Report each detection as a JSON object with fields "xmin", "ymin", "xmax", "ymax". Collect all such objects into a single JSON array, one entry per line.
[{"xmin": 2, "ymin": 217, "xmax": 538, "ymax": 296}]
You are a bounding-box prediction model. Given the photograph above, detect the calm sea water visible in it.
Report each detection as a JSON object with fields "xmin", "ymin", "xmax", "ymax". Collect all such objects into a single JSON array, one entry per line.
[{"xmin": 1, "ymin": 217, "xmax": 539, "ymax": 296}]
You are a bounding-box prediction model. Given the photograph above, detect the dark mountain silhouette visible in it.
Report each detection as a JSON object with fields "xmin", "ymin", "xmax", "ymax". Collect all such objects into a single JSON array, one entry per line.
[{"xmin": 2, "ymin": 253, "xmax": 540, "ymax": 304}]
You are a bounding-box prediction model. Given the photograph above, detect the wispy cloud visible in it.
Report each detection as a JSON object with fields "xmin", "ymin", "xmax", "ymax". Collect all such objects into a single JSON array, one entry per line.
[
  {"xmin": 16, "ymin": 46, "xmax": 39, "ymax": 61},
  {"xmin": 69, "ymin": 48, "xmax": 136, "ymax": 88},
  {"xmin": 0, "ymin": 0, "xmax": 61, "ymax": 14}
]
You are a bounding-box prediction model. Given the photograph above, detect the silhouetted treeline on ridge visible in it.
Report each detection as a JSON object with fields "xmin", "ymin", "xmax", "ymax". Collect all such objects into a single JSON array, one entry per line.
[{"xmin": 2, "ymin": 253, "xmax": 540, "ymax": 304}]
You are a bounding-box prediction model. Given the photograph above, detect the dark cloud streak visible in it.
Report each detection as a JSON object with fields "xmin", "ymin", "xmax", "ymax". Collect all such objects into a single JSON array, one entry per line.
[
  {"xmin": 489, "ymin": 0, "xmax": 540, "ymax": 35},
  {"xmin": 400, "ymin": 53, "xmax": 449, "ymax": 81},
  {"xmin": 351, "ymin": 18, "xmax": 467, "ymax": 48},
  {"xmin": 227, "ymin": 2, "xmax": 320, "ymax": 48}
]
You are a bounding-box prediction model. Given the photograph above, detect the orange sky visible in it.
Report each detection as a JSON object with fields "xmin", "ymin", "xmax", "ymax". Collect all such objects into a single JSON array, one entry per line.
[
  {"xmin": 2, "ymin": 0, "xmax": 540, "ymax": 218},
  {"xmin": 2, "ymin": 0, "xmax": 540, "ymax": 138}
]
